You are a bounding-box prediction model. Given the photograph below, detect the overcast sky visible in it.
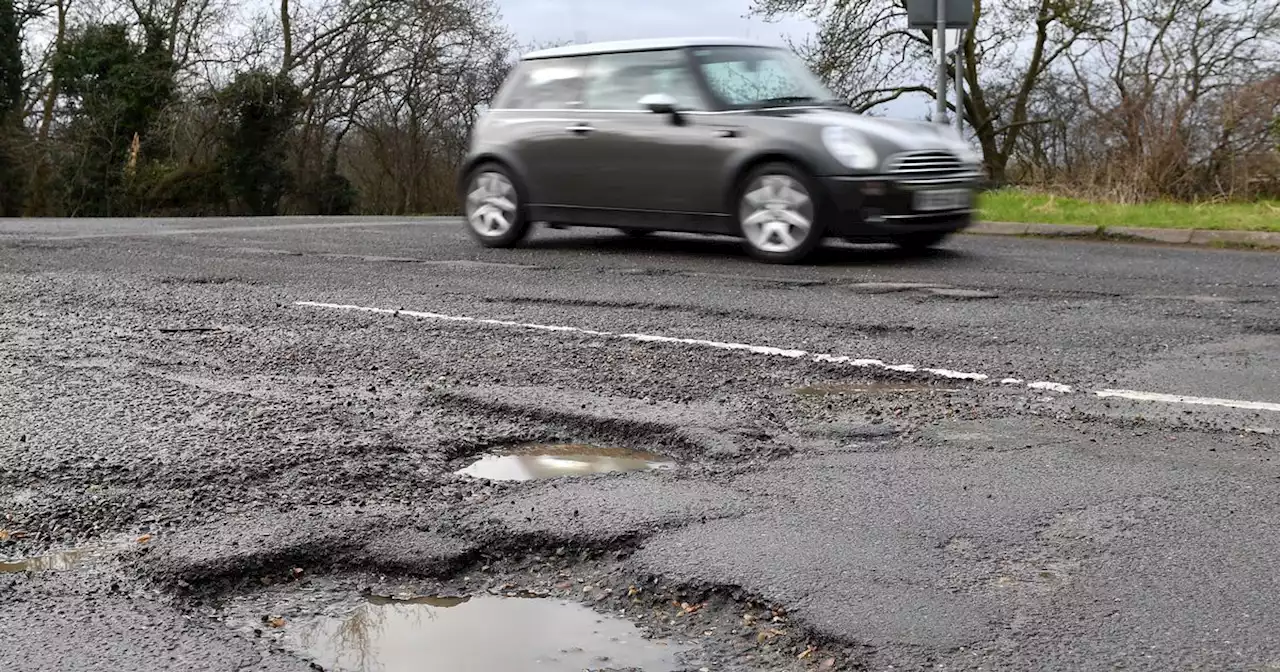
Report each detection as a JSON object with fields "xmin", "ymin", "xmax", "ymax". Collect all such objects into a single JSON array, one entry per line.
[{"xmin": 493, "ymin": 0, "xmax": 813, "ymax": 48}]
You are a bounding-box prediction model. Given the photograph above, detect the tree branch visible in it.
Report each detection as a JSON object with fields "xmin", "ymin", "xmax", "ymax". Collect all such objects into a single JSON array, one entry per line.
[{"xmin": 853, "ymin": 85, "xmax": 935, "ymax": 112}]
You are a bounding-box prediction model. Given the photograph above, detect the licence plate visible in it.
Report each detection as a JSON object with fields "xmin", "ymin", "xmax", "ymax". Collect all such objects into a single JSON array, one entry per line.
[{"xmin": 913, "ymin": 189, "xmax": 970, "ymax": 211}]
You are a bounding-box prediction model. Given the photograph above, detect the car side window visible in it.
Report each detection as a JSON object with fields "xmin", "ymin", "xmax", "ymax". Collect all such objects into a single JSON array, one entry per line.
[
  {"xmin": 494, "ymin": 56, "xmax": 589, "ymax": 110},
  {"xmin": 582, "ymin": 50, "xmax": 707, "ymax": 111}
]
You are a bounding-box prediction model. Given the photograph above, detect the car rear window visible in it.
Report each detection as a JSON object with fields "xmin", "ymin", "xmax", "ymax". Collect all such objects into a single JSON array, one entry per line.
[{"xmin": 492, "ymin": 57, "xmax": 590, "ymax": 110}]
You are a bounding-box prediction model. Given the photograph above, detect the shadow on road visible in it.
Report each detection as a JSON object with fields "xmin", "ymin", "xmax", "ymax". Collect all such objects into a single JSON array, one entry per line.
[{"xmin": 519, "ymin": 230, "xmax": 970, "ymax": 267}]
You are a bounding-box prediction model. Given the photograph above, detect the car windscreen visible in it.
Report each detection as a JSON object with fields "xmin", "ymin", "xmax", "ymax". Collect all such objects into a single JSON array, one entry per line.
[{"xmin": 689, "ymin": 45, "xmax": 838, "ymax": 110}]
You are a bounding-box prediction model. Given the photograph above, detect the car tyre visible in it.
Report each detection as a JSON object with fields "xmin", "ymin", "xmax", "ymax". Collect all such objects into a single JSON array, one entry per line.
[
  {"xmin": 462, "ymin": 162, "xmax": 531, "ymax": 248},
  {"xmin": 735, "ymin": 162, "xmax": 827, "ymax": 264},
  {"xmin": 892, "ymin": 231, "xmax": 951, "ymax": 252}
]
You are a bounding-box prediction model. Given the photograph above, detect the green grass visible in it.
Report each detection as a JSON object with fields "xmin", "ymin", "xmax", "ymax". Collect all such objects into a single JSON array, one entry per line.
[{"xmin": 979, "ymin": 189, "xmax": 1280, "ymax": 232}]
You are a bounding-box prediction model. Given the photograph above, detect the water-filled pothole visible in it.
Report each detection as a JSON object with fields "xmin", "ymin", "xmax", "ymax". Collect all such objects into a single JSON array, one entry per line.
[
  {"xmin": 456, "ymin": 443, "xmax": 677, "ymax": 482},
  {"xmin": 284, "ymin": 593, "xmax": 690, "ymax": 671},
  {"xmin": 0, "ymin": 547, "xmax": 93, "ymax": 573},
  {"xmin": 793, "ymin": 381, "xmax": 956, "ymax": 396},
  {"xmin": 1, "ymin": 534, "xmax": 147, "ymax": 574}
]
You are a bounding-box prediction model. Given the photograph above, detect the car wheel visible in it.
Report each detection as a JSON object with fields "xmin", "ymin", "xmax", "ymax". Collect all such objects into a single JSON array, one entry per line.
[
  {"xmin": 462, "ymin": 163, "xmax": 530, "ymax": 248},
  {"xmin": 736, "ymin": 163, "xmax": 826, "ymax": 264},
  {"xmin": 893, "ymin": 231, "xmax": 950, "ymax": 252}
]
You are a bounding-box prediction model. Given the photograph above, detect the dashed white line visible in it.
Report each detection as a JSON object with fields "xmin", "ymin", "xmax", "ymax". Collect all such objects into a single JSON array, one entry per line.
[
  {"xmin": 295, "ymin": 300, "xmax": 1280, "ymax": 414},
  {"xmin": 1028, "ymin": 381, "xmax": 1074, "ymax": 393},
  {"xmin": 1094, "ymin": 389, "xmax": 1280, "ymax": 413},
  {"xmin": 296, "ymin": 300, "xmax": 995, "ymax": 382}
]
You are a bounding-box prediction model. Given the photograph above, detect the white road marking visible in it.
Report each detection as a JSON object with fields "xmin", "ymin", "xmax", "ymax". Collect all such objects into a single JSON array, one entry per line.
[
  {"xmin": 1028, "ymin": 382, "xmax": 1074, "ymax": 393},
  {"xmin": 1094, "ymin": 389, "xmax": 1280, "ymax": 413},
  {"xmin": 619, "ymin": 332, "xmax": 808, "ymax": 358},
  {"xmin": 295, "ymin": 300, "xmax": 1280, "ymax": 414},
  {"xmin": 297, "ymin": 300, "xmax": 994, "ymax": 381}
]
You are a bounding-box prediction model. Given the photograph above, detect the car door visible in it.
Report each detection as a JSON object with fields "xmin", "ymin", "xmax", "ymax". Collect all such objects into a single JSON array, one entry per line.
[
  {"xmin": 495, "ymin": 55, "xmax": 595, "ymax": 210},
  {"xmin": 578, "ymin": 49, "xmax": 740, "ymax": 223}
]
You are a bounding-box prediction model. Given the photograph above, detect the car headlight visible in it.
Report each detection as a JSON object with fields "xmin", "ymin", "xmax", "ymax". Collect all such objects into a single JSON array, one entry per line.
[{"xmin": 821, "ymin": 126, "xmax": 878, "ymax": 171}]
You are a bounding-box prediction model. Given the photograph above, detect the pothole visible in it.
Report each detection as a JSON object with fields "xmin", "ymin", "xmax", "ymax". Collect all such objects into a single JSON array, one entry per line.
[
  {"xmin": 0, "ymin": 547, "xmax": 94, "ymax": 573},
  {"xmin": 0, "ymin": 536, "xmax": 137, "ymax": 573},
  {"xmin": 456, "ymin": 443, "xmax": 678, "ymax": 482},
  {"xmin": 792, "ymin": 381, "xmax": 957, "ymax": 396},
  {"xmin": 278, "ymin": 592, "xmax": 691, "ymax": 672},
  {"xmin": 209, "ymin": 556, "xmax": 850, "ymax": 672},
  {"xmin": 1, "ymin": 533, "xmax": 151, "ymax": 574}
]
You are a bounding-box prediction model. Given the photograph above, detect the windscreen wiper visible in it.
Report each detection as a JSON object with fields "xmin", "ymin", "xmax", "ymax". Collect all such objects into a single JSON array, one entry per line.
[{"xmin": 752, "ymin": 95, "xmax": 819, "ymax": 107}]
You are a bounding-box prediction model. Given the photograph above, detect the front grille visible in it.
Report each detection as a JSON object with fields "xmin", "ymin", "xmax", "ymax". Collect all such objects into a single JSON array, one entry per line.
[{"xmin": 884, "ymin": 150, "xmax": 963, "ymax": 175}]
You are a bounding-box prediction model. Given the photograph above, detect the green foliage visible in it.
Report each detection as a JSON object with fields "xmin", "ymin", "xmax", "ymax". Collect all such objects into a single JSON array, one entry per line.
[
  {"xmin": 981, "ymin": 188, "xmax": 1280, "ymax": 231},
  {"xmin": 296, "ymin": 171, "xmax": 359, "ymax": 216},
  {"xmin": 53, "ymin": 21, "xmax": 177, "ymax": 215},
  {"xmin": 0, "ymin": 0, "xmax": 19, "ymax": 116},
  {"xmin": 0, "ymin": 0, "xmax": 24, "ymax": 216},
  {"xmin": 7, "ymin": 0, "xmax": 510, "ymax": 217},
  {"xmin": 0, "ymin": 131, "xmax": 23, "ymax": 216},
  {"xmin": 136, "ymin": 161, "xmax": 228, "ymax": 216},
  {"xmin": 214, "ymin": 69, "xmax": 303, "ymax": 216}
]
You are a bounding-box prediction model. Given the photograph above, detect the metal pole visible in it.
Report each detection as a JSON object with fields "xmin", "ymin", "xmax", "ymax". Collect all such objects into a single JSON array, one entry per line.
[
  {"xmin": 935, "ymin": 0, "xmax": 948, "ymax": 125},
  {"xmin": 954, "ymin": 30, "xmax": 964, "ymax": 133}
]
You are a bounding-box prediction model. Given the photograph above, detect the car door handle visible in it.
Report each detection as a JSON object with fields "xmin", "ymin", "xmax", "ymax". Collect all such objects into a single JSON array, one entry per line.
[
  {"xmin": 566, "ymin": 124, "xmax": 594, "ymax": 135},
  {"xmin": 717, "ymin": 129, "xmax": 739, "ymax": 138}
]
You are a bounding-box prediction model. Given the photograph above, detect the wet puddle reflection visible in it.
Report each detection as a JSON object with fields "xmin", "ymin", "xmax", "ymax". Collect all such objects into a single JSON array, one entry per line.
[
  {"xmin": 288, "ymin": 594, "xmax": 689, "ymax": 672},
  {"xmin": 0, "ymin": 548, "xmax": 92, "ymax": 574},
  {"xmin": 793, "ymin": 381, "xmax": 956, "ymax": 396},
  {"xmin": 456, "ymin": 443, "xmax": 677, "ymax": 482}
]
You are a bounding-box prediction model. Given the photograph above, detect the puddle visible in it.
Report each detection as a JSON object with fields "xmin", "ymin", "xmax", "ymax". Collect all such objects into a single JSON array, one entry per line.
[
  {"xmin": 793, "ymin": 381, "xmax": 955, "ymax": 396},
  {"xmin": 456, "ymin": 443, "xmax": 677, "ymax": 482},
  {"xmin": 366, "ymin": 594, "xmax": 473, "ymax": 608},
  {"xmin": 0, "ymin": 548, "xmax": 93, "ymax": 573},
  {"xmin": 286, "ymin": 594, "xmax": 689, "ymax": 672},
  {"xmin": 0, "ymin": 534, "xmax": 146, "ymax": 574}
]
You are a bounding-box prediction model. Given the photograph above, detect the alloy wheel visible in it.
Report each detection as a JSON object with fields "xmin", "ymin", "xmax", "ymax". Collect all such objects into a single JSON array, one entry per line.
[
  {"xmin": 466, "ymin": 171, "xmax": 518, "ymax": 237},
  {"xmin": 739, "ymin": 174, "xmax": 814, "ymax": 254}
]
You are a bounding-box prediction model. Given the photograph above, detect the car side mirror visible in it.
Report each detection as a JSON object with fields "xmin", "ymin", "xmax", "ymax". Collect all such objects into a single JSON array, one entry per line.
[{"xmin": 638, "ymin": 93, "xmax": 684, "ymax": 123}]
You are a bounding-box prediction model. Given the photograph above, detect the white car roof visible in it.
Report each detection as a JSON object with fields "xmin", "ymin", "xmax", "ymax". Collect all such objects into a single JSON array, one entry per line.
[{"xmin": 522, "ymin": 37, "xmax": 779, "ymax": 61}]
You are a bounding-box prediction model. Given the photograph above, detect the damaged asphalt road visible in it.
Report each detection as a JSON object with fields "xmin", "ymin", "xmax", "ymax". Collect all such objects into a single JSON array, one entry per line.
[{"xmin": 2, "ymin": 217, "xmax": 1279, "ymax": 671}]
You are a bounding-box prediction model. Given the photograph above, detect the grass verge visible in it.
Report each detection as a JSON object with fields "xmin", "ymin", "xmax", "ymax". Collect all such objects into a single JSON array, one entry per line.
[{"xmin": 979, "ymin": 189, "xmax": 1280, "ymax": 232}]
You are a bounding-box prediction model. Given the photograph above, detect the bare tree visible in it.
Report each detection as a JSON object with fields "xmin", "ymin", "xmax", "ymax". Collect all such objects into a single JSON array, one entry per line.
[
  {"xmin": 752, "ymin": 0, "xmax": 1108, "ymax": 182},
  {"xmin": 19, "ymin": 0, "xmax": 69, "ymax": 214},
  {"xmin": 268, "ymin": 0, "xmax": 514, "ymax": 213},
  {"xmin": 1058, "ymin": 0, "xmax": 1280, "ymax": 198}
]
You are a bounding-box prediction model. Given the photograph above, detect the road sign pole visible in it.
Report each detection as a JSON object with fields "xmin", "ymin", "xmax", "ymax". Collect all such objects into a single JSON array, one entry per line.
[
  {"xmin": 907, "ymin": 0, "xmax": 973, "ymax": 126},
  {"xmin": 935, "ymin": 0, "xmax": 948, "ymax": 125},
  {"xmin": 954, "ymin": 30, "xmax": 964, "ymax": 133}
]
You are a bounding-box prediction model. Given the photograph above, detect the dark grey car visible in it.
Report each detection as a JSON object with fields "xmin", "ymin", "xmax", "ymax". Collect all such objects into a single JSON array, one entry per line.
[{"xmin": 458, "ymin": 37, "xmax": 984, "ymax": 264}]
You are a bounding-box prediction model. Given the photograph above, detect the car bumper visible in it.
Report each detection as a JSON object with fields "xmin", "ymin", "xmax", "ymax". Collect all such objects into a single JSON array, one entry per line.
[{"xmin": 818, "ymin": 172, "xmax": 982, "ymax": 240}]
